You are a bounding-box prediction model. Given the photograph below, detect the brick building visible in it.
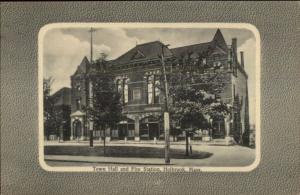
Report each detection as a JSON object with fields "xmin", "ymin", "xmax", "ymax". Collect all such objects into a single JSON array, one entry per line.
[
  {"xmin": 69, "ymin": 29, "xmax": 250, "ymax": 144},
  {"xmin": 47, "ymin": 87, "xmax": 71, "ymax": 140}
]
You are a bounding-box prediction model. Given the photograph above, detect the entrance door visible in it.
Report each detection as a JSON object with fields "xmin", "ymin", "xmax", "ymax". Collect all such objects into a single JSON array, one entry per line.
[
  {"xmin": 118, "ymin": 124, "xmax": 127, "ymax": 139},
  {"xmin": 212, "ymin": 120, "xmax": 225, "ymax": 139},
  {"xmin": 149, "ymin": 123, "xmax": 159, "ymax": 139},
  {"xmin": 74, "ymin": 120, "xmax": 82, "ymax": 138}
]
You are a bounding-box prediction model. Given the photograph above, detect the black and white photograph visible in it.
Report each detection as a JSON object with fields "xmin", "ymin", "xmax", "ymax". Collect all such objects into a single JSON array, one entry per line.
[
  {"xmin": 3, "ymin": 2, "xmax": 300, "ymax": 194},
  {"xmin": 39, "ymin": 23, "xmax": 260, "ymax": 172}
]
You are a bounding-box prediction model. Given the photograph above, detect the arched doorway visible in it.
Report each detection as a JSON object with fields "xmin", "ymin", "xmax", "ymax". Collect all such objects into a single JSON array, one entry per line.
[
  {"xmin": 73, "ymin": 120, "xmax": 82, "ymax": 139},
  {"xmin": 211, "ymin": 115, "xmax": 225, "ymax": 139},
  {"xmin": 117, "ymin": 118, "xmax": 135, "ymax": 139},
  {"xmin": 70, "ymin": 110, "xmax": 86, "ymax": 140},
  {"xmin": 140, "ymin": 115, "xmax": 161, "ymax": 140}
]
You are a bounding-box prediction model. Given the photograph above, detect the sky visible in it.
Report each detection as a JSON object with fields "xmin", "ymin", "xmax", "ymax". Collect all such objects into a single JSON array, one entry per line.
[{"xmin": 43, "ymin": 27, "xmax": 257, "ymax": 125}]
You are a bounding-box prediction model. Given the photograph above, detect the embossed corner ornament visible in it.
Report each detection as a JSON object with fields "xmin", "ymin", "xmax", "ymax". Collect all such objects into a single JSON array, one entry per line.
[{"xmin": 39, "ymin": 23, "xmax": 260, "ymax": 172}]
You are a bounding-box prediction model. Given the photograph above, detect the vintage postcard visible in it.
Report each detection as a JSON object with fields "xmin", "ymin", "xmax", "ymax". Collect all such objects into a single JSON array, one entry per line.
[{"xmin": 39, "ymin": 23, "xmax": 260, "ymax": 172}]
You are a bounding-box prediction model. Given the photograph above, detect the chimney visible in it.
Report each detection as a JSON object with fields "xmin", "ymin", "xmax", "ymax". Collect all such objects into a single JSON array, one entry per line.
[
  {"xmin": 231, "ymin": 38, "xmax": 237, "ymax": 61},
  {"xmin": 240, "ymin": 51, "xmax": 244, "ymax": 68}
]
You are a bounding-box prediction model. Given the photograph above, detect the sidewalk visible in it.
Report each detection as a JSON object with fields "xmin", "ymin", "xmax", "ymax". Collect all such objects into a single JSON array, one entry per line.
[
  {"xmin": 44, "ymin": 144, "xmax": 255, "ymax": 167},
  {"xmin": 45, "ymin": 139, "xmax": 233, "ymax": 146},
  {"xmin": 45, "ymin": 155, "xmax": 167, "ymax": 165}
]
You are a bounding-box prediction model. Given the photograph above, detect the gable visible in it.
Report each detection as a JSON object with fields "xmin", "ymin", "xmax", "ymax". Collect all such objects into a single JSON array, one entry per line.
[
  {"xmin": 212, "ymin": 29, "xmax": 228, "ymax": 52},
  {"xmin": 131, "ymin": 50, "xmax": 145, "ymax": 60},
  {"xmin": 211, "ymin": 45, "xmax": 227, "ymax": 55},
  {"xmin": 72, "ymin": 56, "xmax": 90, "ymax": 76},
  {"xmin": 79, "ymin": 56, "xmax": 90, "ymax": 73}
]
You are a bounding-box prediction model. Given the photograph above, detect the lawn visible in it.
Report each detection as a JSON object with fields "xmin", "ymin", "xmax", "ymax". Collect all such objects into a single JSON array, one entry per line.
[{"xmin": 44, "ymin": 145, "xmax": 213, "ymax": 159}]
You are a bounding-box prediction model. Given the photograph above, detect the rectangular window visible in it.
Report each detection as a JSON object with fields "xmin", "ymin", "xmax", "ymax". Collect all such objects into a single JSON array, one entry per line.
[{"xmin": 132, "ymin": 88, "xmax": 141, "ymax": 100}]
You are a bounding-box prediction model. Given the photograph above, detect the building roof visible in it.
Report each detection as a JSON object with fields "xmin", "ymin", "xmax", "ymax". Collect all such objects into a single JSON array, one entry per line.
[
  {"xmin": 212, "ymin": 29, "xmax": 228, "ymax": 52},
  {"xmin": 78, "ymin": 29, "xmax": 229, "ymax": 69},
  {"xmin": 110, "ymin": 41, "xmax": 173, "ymax": 66},
  {"xmin": 73, "ymin": 56, "xmax": 90, "ymax": 76},
  {"xmin": 51, "ymin": 87, "xmax": 71, "ymax": 106},
  {"xmin": 170, "ymin": 41, "xmax": 214, "ymax": 58},
  {"xmin": 171, "ymin": 29, "xmax": 228, "ymax": 58},
  {"xmin": 109, "ymin": 29, "xmax": 228, "ymax": 66}
]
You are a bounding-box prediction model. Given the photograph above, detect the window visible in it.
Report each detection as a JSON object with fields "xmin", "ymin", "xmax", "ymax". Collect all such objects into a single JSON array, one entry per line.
[
  {"xmin": 233, "ymin": 84, "xmax": 236, "ymax": 97},
  {"xmin": 123, "ymin": 78, "xmax": 129, "ymax": 104},
  {"xmin": 214, "ymin": 54, "xmax": 220, "ymax": 60},
  {"xmin": 112, "ymin": 130, "xmax": 118, "ymax": 138},
  {"xmin": 147, "ymin": 75, "xmax": 154, "ymax": 104},
  {"xmin": 76, "ymin": 84, "xmax": 81, "ymax": 92},
  {"xmin": 154, "ymin": 75, "xmax": 160, "ymax": 103},
  {"xmin": 228, "ymin": 50, "xmax": 233, "ymax": 70},
  {"xmin": 89, "ymin": 81, "xmax": 93, "ymax": 107},
  {"xmin": 76, "ymin": 99, "xmax": 80, "ymax": 110},
  {"xmin": 132, "ymin": 88, "xmax": 141, "ymax": 100},
  {"xmin": 147, "ymin": 75, "xmax": 160, "ymax": 104},
  {"xmin": 116, "ymin": 79, "xmax": 123, "ymax": 103},
  {"xmin": 116, "ymin": 79, "xmax": 122, "ymax": 93}
]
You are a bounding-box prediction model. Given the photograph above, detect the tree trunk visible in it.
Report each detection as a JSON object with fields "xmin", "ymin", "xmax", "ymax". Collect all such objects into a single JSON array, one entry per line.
[
  {"xmin": 103, "ymin": 125, "xmax": 106, "ymax": 156},
  {"xmin": 185, "ymin": 131, "xmax": 189, "ymax": 156},
  {"xmin": 89, "ymin": 130, "xmax": 93, "ymax": 147}
]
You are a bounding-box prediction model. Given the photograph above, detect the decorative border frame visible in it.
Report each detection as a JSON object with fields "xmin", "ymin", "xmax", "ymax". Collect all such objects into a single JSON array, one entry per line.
[{"xmin": 38, "ymin": 23, "xmax": 261, "ymax": 172}]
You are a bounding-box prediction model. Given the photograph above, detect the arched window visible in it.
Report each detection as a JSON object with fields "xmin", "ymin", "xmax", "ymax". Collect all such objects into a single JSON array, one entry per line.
[
  {"xmin": 76, "ymin": 99, "xmax": 81, "ymax": 110},
  {"xmin": 76, "ymin": 84, "xmax": 81, "ymax": 92},
  {"xmin": 154, "ymin": 75, "xmax": 160, "ymax": 103},
  {"xmin": 116, "ymin": 79, "xmax": 123, "ymax": 104},
  {"xmin": 147, "ymin": 75, "xmax": 160, "ymax": 104},
  {"xmin": 88, "ymin": 81, "xmax": 93, "ymax": 107},
  {"xmin": 123, "ymin": 78, "xmax": 129, "ymax": 104},
  {"xmin": 116, "ymin": 79, "xmax": 122, "ymax": 93},
  {"xmin": 147, "ymin": 75, "xmax": 154, "ymax": 104}
]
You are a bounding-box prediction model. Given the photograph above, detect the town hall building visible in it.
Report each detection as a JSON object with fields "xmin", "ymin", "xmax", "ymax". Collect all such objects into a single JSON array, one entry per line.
[{"xmin": 69, "ymin": 29, "xmax": 250, "ymax": 144}]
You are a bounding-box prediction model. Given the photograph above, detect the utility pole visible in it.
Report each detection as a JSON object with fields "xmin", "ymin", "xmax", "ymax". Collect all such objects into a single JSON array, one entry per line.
[
  {"xmin": 89, "ymin": 121, "xmax": 94, "ymax": 147},
  {"xmin": 88, "ymin": 27, "xmax": 96, "ymax": 147},
  {"xmin": 161, "ymin": 43, "xmax": 170, "ymax": 164},
  {"xmin": 89, "ymin": 27, "xmax": 96, "ymax": 63}
]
